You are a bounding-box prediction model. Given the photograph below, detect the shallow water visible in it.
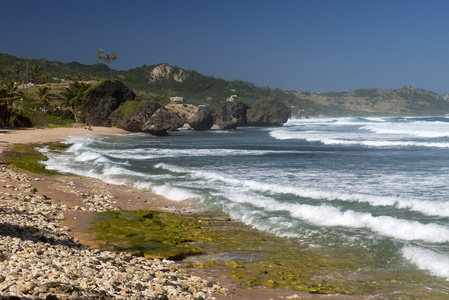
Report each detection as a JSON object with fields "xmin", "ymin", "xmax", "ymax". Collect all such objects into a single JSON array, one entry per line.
[{"xmin": 42, "ymin": 117, "xmax": 449, "ymax": 297}]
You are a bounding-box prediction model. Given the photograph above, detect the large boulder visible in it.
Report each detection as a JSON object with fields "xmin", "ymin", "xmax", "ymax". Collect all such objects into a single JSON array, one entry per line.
[
  {"xmin": 246, "ymin": 99, "xmax": 291, "ymax": 126},
  {"xmin": 141, "ymin": 107, "xmax": 185, "ymax": 136},
  {"xmin": 230, "ymin": 101, "xmax": 249, "ymax": 126},
  {"xmin": 165, "ymin": 103, "xmax": 199, "ymax": 121},
  {"xmin": 81, "ymin": 80, "xmax": 136, "ymax": 126},
  {"xmin": 218, "ymin": 121, "xmax": 237, "ymax": 130},
  {"xmin": 187, "ymin": 107, "xmax": 214, "ymax": 131},
  {"xmin": 217, "ymin": 101, "xmax": 249, "ymax": 130},
  {"xmin": 212, "ymin": 105, "xmax": 230, "ymax": 126},
  {"xmin": 110, "ymin": 100, "xmax": 161, "ymax": 132},
  {"xmin": 12, "ymin": 115, "xmax": 32, "ymax": 128}
]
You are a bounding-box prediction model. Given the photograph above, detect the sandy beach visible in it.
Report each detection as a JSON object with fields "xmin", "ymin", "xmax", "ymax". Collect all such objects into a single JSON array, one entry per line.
[
  {"xmin": 0, "ymin": 126, "xmax": 362, "ymax": 299},
  {"xmin": 0, "ymin": 126, "xmax": 129, "ymax": 153}
]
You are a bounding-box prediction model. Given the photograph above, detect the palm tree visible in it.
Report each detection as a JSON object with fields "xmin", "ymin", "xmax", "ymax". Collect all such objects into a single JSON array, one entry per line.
[
  {"xmin": 13, "ymin": 62, "xmax": 24, "ymax": 83},
  {"xmin": 60, "ymin": 81, "xmax": 91, "ymax": 122},
  {"xmin": 37, "ymin": 86, "xmax": 52, "ymax": 115},
  {"xmin": 40, "ymin": 72, "xmax": 50, "ymax": 83},
  {"xmin": 75, "ymin": 73, "xmax": 85, "ymax": 81},
  {"xmin": 110, "ymin": 52, "xmax": 119, "ymax": 78},
  {"xmin": 105, "ymin": 54, "xmax": 113, "ymax": 79},
  {"xmin": 29, "ymin": 66, "xmax": 39, "ymax": 83},
  {"xmin": 96, "ymin": 49, "xmax": 106, "ymax": 78},
  {"xmin": 60, "ymin": 88, "xmax": 76, "ymax": 121},
  {"xmin": 3, "ymin": 78, "xmax": 20, "ymax": 99},
  {"xmin": 0, "ymin": 79, "xmax": 20, "ymax": 126}
]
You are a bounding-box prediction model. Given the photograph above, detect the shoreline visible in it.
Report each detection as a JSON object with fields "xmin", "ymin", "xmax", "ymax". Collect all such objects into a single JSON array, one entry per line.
[{"xmin": 0, "ymin": 126, "xmax": 361, "ymax": 299}]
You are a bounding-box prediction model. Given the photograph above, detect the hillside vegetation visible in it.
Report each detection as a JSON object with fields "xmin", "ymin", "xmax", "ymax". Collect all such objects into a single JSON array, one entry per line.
[
  {"xmin": 301, "ymin": 86, "xmax": 449, "ymax": 116},
  {"xmin": 2, "ymin": 53, "xmax": 449, "ymax": 122}
]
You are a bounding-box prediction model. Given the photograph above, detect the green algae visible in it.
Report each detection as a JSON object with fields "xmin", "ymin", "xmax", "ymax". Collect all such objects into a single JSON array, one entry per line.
[
  {"xmin": 1, "ymin": 143, "xmax": 69, "ymax": 175},
  {"xmin": 89, "ymin": 209, "xmax": 449, "ymax": 298},
  {"xmin": 91, "ymin": 210, "xmax": 207, "ymax": 259}
]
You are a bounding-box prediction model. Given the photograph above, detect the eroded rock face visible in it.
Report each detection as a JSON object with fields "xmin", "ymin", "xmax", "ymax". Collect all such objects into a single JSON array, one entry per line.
[
  {"xmin": 212, "ymin": 106, "xmax": 230, "ymax": 126},
  {"xmin": 110, "ymin": 101, "xmax": 161, "ymax": 132},
  {"xmin": 230, "ymin": 101, "xmax": 250, "ymax": 126},
  {"xmin": 166, "ymin": 103, "xmax": 199, "ymax": 121},
  {"xmin": 187, "ymin": 107, "xmax": 214, "ymax": 131},
  {"xmin": 246, "ymin": 99, "xmax": 291, "ymax": 126},
  {"xmin": 148, "ymin": 64, "xmax": 188, "ymax": 83},
  {"xmin": 141, "ymin": 107, "xmax": 185, "ymax": 136},
  {"xmin": 81, "ymin": 80, "xmax": 136, "ymax": 126}
]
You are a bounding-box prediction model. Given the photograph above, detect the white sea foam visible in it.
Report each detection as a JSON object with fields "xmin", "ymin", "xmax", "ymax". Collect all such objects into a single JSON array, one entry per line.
[
  {"xmin": 151, "ymin": 184, "xmax": 200, "ymax": 201},
  {"xmin": 272, "ymin": 118, "xmax": 449, "ymax": 148},
  {"xmin": 306, "ymin": 138, "xmax": 449, "ymax": 148},
  {"xmin": 270, "ymin": 129, "xmax": 449, "ymax": 148},
  {"xmin": 402, "ymin": 246, "xmax": 449, "ymax": 280},
  {"xmin": 287, "ymin": 205, "xmax": 449, "ymax": 243},
  {"xmin": 153, "ymin": 163, "xmax": 449, "ymax": 218},
  {"xmin": 229, "ymin": 193, "xmax": 449, "ymax": 243},
  {"xmin": 74, "ymin": 152, "xmax": 104, "ymax": 162},
  {"xmin": 194, "ymin": 179, "xmax": 449, "ymax": 243},
  {"xmin": 362, "ymin": 122, "xmax": 449, "ymax": 138},
  {"xmin": 102, "ymin": 147, "xmax": 300, "ymax": 160}
]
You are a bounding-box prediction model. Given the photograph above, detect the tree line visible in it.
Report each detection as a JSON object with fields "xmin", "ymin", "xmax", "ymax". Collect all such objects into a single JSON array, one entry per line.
[{"xmin": 0, "ymin": 50, "xmax": 121, "ymax": 127}]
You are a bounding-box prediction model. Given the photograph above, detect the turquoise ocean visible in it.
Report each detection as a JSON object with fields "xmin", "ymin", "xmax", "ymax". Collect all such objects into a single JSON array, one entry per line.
[{"xmin": 41, "ymin": 116, "xmax": 449, "ymax": 296}]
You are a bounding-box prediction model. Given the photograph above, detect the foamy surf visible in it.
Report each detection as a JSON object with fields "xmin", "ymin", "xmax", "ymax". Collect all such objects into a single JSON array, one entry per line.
[
  {"xmin": 40, "ymin": 117, "xmax": 449, "ymax": 293},
  {"xmin": 402, "ymin": 246, "xmax": 449, "ymax": 280}
]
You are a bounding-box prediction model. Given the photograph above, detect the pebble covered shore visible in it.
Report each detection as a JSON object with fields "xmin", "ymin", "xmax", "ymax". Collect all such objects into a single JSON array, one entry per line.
[{"xmin": 0, "ymin": 166, "xmax": 227, "ymax": 299}]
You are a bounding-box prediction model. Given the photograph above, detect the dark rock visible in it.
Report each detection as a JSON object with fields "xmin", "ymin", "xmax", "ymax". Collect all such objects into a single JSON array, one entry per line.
[
  {"xmin": 230, "ymin": 101, "xmax": 249, "ymax": 126},
  {"xmin": 12, "ymin": 115, "xmax": 32, "ymax": 127},
  {"xmin": 141, "ymin": 107, "xmax": 184, "ymax": 136},
  {"xmin": 212, "ymin": 105, "xmax": 230, "ymax": 125},
  {"xmin": 187, "ymin": 107, "xmax": 214, "ymax": 131},
  {"xmin": 218, "ymin": 121, "xmax": 238, "ymax": 130},
  {"xmin": 81, "ymin": 80, "xmax": 136, "ymax": 126},
  {"xmin": 246, "ymin": 99, "xmax": 291, "ymax": 126},
  {"xmin": 110, "ymin": 100, "xmax": 161, "ymax": 132}
]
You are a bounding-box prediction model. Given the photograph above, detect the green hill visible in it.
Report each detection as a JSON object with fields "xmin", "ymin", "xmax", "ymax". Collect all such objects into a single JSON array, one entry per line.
[
  {"xmin": 2, "ymin": 53, "xmax": 449, "ymax": 117},
  {"xmin": 302, "ymin": 86, "xmax": 449, "ymax": 116},
  {"xmin": 0, "ymin": 53, "xmax": 103, "ymax": 82},
  {"xmin": 115, "ymin": 63, "xmax": 331, "ymax": 117}
]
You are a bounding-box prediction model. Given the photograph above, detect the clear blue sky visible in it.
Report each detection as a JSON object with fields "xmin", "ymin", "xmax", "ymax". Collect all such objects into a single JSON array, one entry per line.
[{"xmin": 3, "ymin": 0, "xmax": 449, "ymax": 94}]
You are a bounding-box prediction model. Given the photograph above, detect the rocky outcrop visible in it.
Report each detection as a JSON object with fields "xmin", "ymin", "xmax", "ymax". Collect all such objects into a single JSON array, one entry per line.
[
  {"xmin": 141, "ymin": 107, "xmax": 185, "ymax": 136},
  {"xmin": 166, "ymin": 103, "xmax": 199, "ymax": 121},
  {"xmin": 79, "ymin": 80, "xmax": 290, "ymax": 135},
  {"xmin": 218, "ymin": 121, "xmax": 237, "ymax": 130},
  {"xmin": 110, "ymin": 100, "xmax": 161, "ymax": 132},
  {"xmin": 81, "ymin": 80, "xmax": 136, "ymax": 126},
  {"xmin": 217, "ymin": 101, "xmax": 249, "ymax": 130},
  {"xmin": 246, "ymin": 99, "xmax": 291, "ymax": 126},
  {"xmin": 212, "ymin": 106, "xmax": 230, "ymax": 125},
  {"xmin": 187, "ymin": 107, "xmax": 214, "ymax": 131},
  {"xmin": 230, "ymin": 101, "xmax": 250, "ymax": 126},
  {"xmin": 148, "ymin": 64, "xmax": 188, "ymax": 83}
]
